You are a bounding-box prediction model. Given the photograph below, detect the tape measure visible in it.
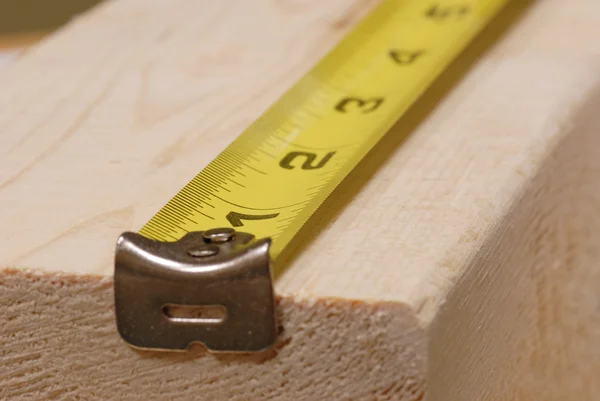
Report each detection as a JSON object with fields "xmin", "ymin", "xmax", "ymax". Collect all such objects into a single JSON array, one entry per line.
[
  {"xmin": 138, "ymin": 0, "xmax": 508, "ymax": 258},
  {"xmin": 115, "ymin": 0, "xmax": 509, "ymax": 353}
]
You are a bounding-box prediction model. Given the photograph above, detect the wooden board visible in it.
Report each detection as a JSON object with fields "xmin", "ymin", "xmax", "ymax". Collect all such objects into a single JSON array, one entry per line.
[
  {"xmin": 1, "ymin": 0, "xmax": 600, "ymax": 399},
  {"xmin": 0, "ymin": 0, "xmax": 103, "ymax": 69},
  {"xmin": 0, "ymin": 0, "xmax": 102, "ymax": 34},
  {"xmin": 0, "ymin": 33, "xmax": 43, "ymax": 70}
]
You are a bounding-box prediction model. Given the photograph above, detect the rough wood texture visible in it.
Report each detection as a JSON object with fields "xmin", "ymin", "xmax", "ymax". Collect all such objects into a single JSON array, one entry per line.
[{"xmin": 1, "ymin": 0, "xmax": 599, "ymax": 399}]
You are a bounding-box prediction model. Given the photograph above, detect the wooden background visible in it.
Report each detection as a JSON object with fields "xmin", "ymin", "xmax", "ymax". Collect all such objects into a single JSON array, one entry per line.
[{"xmin": 1, "ymin": 1, "xmax": 600, "ymax": 400}]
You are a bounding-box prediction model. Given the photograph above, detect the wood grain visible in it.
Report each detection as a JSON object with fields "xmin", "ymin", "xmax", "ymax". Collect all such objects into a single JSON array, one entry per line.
[{"xmin": 1, "ymin": 0, "xmax": 600, "ymax": 399}]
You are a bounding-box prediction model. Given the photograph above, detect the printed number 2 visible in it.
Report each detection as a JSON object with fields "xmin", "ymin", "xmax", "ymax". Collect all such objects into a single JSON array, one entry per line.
[{"xmin": 279, "ymin": 151, "xmax": 336, "ymax": 170}]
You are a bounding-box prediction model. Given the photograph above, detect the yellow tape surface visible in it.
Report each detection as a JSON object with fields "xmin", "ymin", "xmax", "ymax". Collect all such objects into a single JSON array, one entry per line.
[{"xmin": 140, "ymin": 0, "xmax": 509, "ymax": 259}]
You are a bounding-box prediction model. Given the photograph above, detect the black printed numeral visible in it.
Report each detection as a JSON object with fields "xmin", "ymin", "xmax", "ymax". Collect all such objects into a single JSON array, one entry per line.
[
  {"xmin": 226, "ymin": 211, "xmax": 280, "ymax": 227},
  {"xmin": 279, "ymin": 151, "xmax": 336, "ymax": 170},
  {"xmin": 425, "ymin": 4, "xmax": 470, "ymax": 21},
  {"xmin": 335, "ymin": 97, "xmax": 384, "ymax": 114},
  {"xmin": 389, "ymin": 50, "xmax": 426, "ymax": 65}
]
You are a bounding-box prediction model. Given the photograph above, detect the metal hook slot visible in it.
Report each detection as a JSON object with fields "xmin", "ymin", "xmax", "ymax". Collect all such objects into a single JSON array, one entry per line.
[{"xmin": 162, "ymin": 304, "xmax": 227, "ymax": 324}]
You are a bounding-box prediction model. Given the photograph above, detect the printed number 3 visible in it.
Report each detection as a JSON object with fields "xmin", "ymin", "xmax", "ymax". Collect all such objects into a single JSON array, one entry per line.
[{"xmin": 335, "ymin": 97, "xmax": 384, "ymax": 113}]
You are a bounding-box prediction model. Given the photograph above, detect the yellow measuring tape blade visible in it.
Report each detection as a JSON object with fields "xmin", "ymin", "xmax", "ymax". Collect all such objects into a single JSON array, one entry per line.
[{"xmin": 140, "ymin": 0, "xmax": 509, "ymax": 259}]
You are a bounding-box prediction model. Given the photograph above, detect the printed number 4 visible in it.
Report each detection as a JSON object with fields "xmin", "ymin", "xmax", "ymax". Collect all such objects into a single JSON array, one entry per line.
[{"xmin": 425, "ymin": 4, "xmax": 470, "ymax": 20}]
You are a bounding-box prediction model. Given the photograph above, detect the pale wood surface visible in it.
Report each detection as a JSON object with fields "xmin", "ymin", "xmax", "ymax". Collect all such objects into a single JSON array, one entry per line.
[
  {"xmin": 2, "ymin": 0, "xmax": 600, "ymax": 399},
  {"xmin": 0, "ymin": 52, "xmax": 16, "ymax": 69},
  {"xmin": 0, "ymin": 33, "xmax": 38, "ymax": 69}
]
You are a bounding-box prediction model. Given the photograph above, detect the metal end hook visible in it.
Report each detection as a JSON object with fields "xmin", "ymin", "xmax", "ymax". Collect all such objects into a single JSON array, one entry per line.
[{"xmin": 114, "ymin": 229, "xmax": 277, "ymax": 353}]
